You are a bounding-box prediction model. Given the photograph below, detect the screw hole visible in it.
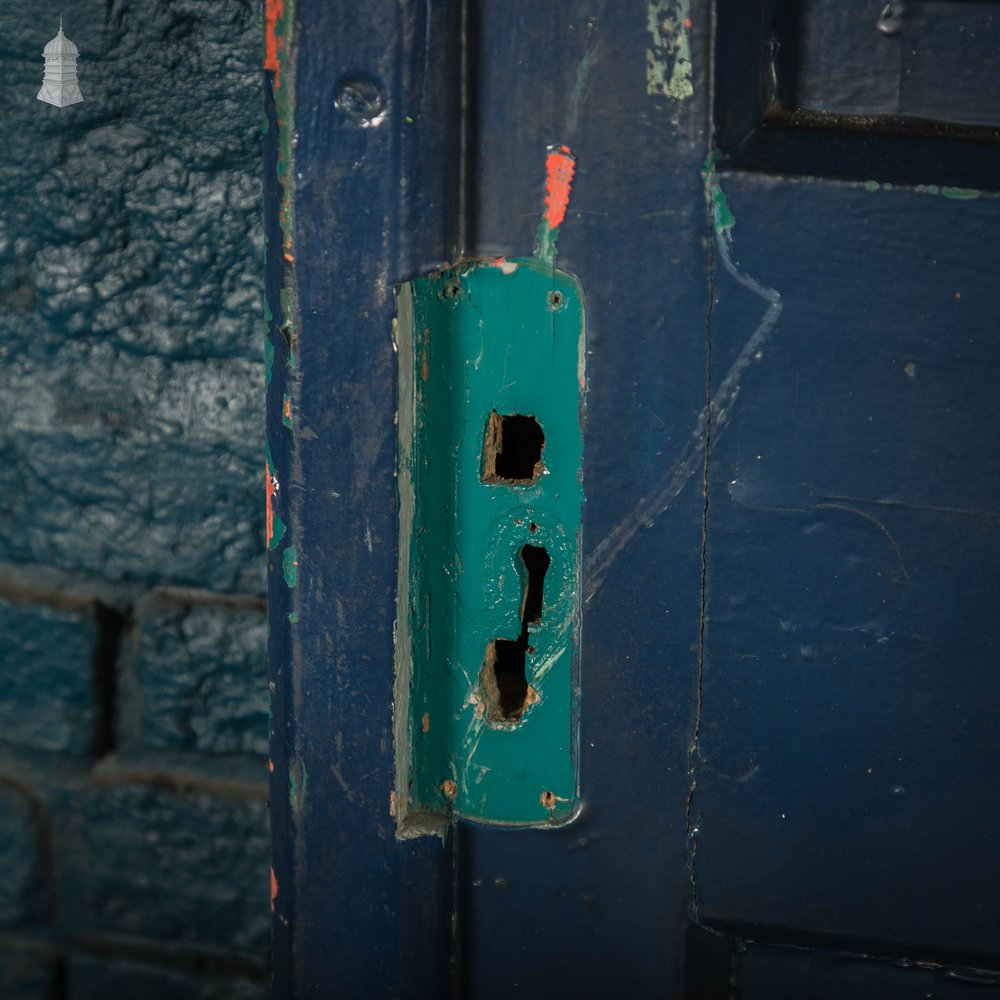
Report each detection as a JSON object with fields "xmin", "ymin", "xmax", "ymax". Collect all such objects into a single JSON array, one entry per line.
[
  {"xmin": 441, "ymin": 281, "xmax": 463, "ymax": 300},
  {"xmin": 547, "ymin": 290, "xmax": 565, "ymax": 310},
  {"xmin": 528, "ymin": 521, "xmax": 538, "ymax": 533},
  {"xmin": 540, "ymin": 790, "xmax": 556, "ymax": 809}
]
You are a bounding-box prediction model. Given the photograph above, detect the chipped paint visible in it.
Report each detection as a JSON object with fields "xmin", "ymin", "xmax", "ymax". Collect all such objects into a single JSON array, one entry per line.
[
  {"xmin": 279, "ymin": 287, "xmax": 297, "ymax": 370},
  {"xmin": 867, "ymin": 180, "xmax": 987, "ymax": 202},
  {"xmin": 288, "ymin": 611, "xmax": 299, "ymax": 624},
  {"xmin": 264, "ymin": 0, "xmax": 286, "ymax": 92},
  {"xmin": 535, "ymin": 144, "xmax": 577, "ymax": 263},
  {"xmin": 270, "ymin": 866, "xmax": 278, "ymax": 911},
  {"xmin": 942, "ymin": 186, "xmax": 981, "ymax": 201},
  {"xmin": 265, "ymin": 444, "xmax": 286, "ymax": 550},
  {"xmin": 489, "ymin": 257, "xmax": 518, "ymax": 275},
  {"xmin": 289, "ymin": 758, "xmax": 307, "ymax": 813},
  {"xmin": 646, "ymin": 0, "xmax": 693, "ymax": 101},
  {"xmin": 282, "ymin": 545, "xmax": 298, "ymax": 587},
  {"xmin": 703, "ymin": 152, "xmax": 735, "ymax": 234},
  {"xmin": 282, "ymin": 393, "xmax": 293, "ymax": 428}
]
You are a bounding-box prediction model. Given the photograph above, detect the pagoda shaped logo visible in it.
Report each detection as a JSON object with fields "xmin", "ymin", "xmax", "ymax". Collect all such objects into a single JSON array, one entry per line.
[{"xmin": 37, "ymin": 17, "xmax": 84, "ymax": 107}]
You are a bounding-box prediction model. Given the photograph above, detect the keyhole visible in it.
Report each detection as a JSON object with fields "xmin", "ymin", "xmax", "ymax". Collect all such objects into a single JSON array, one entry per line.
[{"xmin": 480, "ymin": 544, "xmax": 550, "ymax": 724}]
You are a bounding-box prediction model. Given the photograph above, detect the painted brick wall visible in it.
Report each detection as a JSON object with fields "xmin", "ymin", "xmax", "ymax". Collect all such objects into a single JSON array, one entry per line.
[{"xmin": 0, "ymin": 1, "xmax": 268, "ymax": 996}]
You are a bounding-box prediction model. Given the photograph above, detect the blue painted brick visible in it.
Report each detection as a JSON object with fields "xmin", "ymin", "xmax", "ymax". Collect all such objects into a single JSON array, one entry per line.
[
  {"xmin": 0, "ymin": 0, "xmax": 264, "ymax": 593},
  {"xmin": 82, "ymin": 782, "xmax": 269, "ymax": 955},
  {"xmin": 0, "ymin": 950, "xmax": 53, "ymax": 1000},
  {"xmin": 0, "ymin": 600, "xmax": 97, "ymax": 756},
  {"xmin": 0, "ymin": 784, "xmax": 45, "ymax": 928},
  {"xmin": 120, "ymin": 599, "xmax": 267, "ymax": 757},
  {"xmin": 68, "ymin": 955, "xmax": 267, "ymax": 1000}
]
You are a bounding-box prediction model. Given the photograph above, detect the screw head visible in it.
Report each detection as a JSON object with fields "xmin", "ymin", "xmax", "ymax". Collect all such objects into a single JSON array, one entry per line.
[
  {"xmin": 878, "ymin": 3, "xmax": 903, "ymax": 35},
  {"xmin": 334, "ymin": 75, "xmax": 387, "ymax": 127}
]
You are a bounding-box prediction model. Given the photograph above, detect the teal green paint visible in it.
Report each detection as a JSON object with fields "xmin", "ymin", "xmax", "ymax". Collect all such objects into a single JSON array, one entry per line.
[
  {"xmin": 942, "ymin": 186, "xmax": 981, "ymax": 201},
  {"xmin": 702, "ymin": 152, "xmax": 735, "ymax": 234},
  {"xmin": 288, "ymin": 611, "xmax": 299, "ymax": 624},
  {"xmin": 266, "ymin": 440, "xmax": 286, "ymax": 550},
  {"xmin": 915, "ymin": 184, "xmax": 940, "ymax": 195},
  {"xmin": 289, "ymin": 759, "xmax": 307, "ymax": 813},
  {"xmin": 282, "ymin": 545, "xmax": 298, "ymax": 587},
  {"xmin": 395, "ymin": 257, "xmax": 585, "ymax": 832},
  {"xmin": 270, "ymin": 514, "xmax": 286, "ymax": 549},
  {"xmin": 265, "ymin": 338, "xmax": 274, "ymax": 387},
  {"xmin": 279, "ymin": 287, "xmax": 296, "ymax": 369}
]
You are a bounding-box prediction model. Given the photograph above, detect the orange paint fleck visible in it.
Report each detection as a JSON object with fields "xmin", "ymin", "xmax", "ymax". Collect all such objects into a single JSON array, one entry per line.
[
  {"xmin": 283, "ymin": 397, "xmax": 292, "ymax": 420},
  {"xmin": 684, "ymin": 17, "xmax": 693, "ymax": 28},
  {"xmin": 265, "ymin": 461, "xmax": 275, "ymax": 546},
  {"xmin": 421, "ymin": 712, "xmax": 430, "ymax": 733},
  {"xmin": 284, "ymin": 252, "xmax": 295, "ymax": 263},
  {"xmin": 265, "ymin": 0, "xmax": 285, "ymax": 91},
  {"xmin": 268, "ymin": 759, "xmax": 275, "ymax": 773},
  {"xmin": 544, "ymin": 145, "xmax": 576, "ymax": 230},
  {"xmin": 270, "ymin": 866, "xmax": 278, "ymax": 911}
]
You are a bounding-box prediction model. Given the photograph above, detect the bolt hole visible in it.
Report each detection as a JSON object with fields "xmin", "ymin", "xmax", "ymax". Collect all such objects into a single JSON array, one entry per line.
[
  {"xmin": 528, "ymin": 521, "xmax": 538, "ymax": 533},
  {"xmin": 441, "ymin": 281, "xmax": 463, "ymax": 300},
  {"xmin": 482, "ymin": 411, "xmax": 545, "ymax": 484},
  {"xmin": 547, "ymin": 290, "xmax": 565, "ymax": 309},
  {"xmin": 540, "ymin": 790, "xmax": 556, "ymax": 809}
]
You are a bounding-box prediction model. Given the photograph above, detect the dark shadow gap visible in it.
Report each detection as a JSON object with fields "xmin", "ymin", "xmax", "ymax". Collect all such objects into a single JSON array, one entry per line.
[{"xmin": 92, "ymin": 602, "xmax": 127, "ymax": 759}]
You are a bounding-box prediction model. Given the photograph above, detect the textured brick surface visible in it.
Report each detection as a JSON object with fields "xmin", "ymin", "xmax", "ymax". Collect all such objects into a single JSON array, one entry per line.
[
  {"xmin": 0, "ymin": 0, "xmax": 268, "ymax": 992},
  {"xmin": 83, "ymin": 783, "xmax": 269, "ymax": 955},
  {"xmin": 0, "ymin": 600, "xmax": 97, "ymax": 756},
  {"xmin": 0, "ymin": 951, "xmax": 54, "ymax": 1000},
  {"xmin": 0, "ymin": 785, "xmax": 45, "ymax": 928},
  {"xmin": 0, "ymin": 0, "xmax": 264, "ymax": 592},
  {"xmin": 68, "ymin": 955, "xmax": 267, "ymax": 1000},
  {"xmin": 121, "ymin": 600, "xmax": 268, "ymax": 757}
]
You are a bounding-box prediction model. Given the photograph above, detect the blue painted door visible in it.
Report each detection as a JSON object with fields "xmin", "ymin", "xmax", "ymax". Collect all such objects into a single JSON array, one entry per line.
[{"xmin": 265, "ymin": 1, "xmax": 1000, "ymax": 995}]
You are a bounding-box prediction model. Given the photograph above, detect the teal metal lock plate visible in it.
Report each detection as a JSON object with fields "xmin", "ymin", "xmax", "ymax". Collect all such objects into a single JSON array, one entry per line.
[{"xmin": 394, "ymin": 148, "xmax": 585, "ymax": 834}]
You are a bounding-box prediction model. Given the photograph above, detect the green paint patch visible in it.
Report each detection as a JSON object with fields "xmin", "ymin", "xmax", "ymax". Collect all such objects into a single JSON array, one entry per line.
[
  {"xmin": 289, "ymin": 759, "xmax": 307, "ymax": 814},
  {"xmin": 941, "ymin": 186, "xmax": 980, "ymax": 201},
  {"xmin": 288, "ymin": 611, "xmax": 299, "ymax": 624},
  {"xmin": 646, "ymin": 0, "xmax": 693, "ymax": 101},
  {"xmin": 265, "ymin": 339, "xmax": 275, "ymax": 387},
  {"xmin": 270, "ymin": 514, "xmax": 286, "ymax": 550},
  {"xmin": 282, "ymin": 545, "xmax": 298, "ymax": 587},
  {"xmin": 279, "ymin": 287, "xmax": 297, "ymax": 369},
  {"xmin": 869, "ymin": 181, "xmax": 982, "ymax": 202},
  {"xmin": 702, "ymin": 151, "xmax": 735, "ymax": 234}
]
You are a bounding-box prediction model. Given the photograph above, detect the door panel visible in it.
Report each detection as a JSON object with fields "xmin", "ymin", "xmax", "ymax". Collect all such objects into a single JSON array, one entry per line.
[{"xmin": 266, "ymin": 0, "xmax": 1000, "ymax": 994}]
